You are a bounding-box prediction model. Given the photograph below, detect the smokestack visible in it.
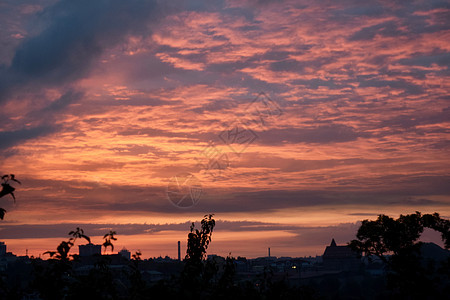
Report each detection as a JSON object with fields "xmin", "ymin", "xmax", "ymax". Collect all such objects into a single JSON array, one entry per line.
[
  {"xmin": 268, "ymin": 247, "xmax": 270, "ymax": 257},
  {"xmin": 178, "ymin": 241, "xmax": 181, "ymax": 261}
]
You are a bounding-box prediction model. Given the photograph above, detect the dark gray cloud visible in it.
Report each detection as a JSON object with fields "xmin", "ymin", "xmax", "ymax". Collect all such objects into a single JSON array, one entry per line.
[
  {"xmin": 269, "ymin": 59, "xmax": 306, "ymax": 72},
  {"xmin": 0, "ymin": 0, "xmax": 163, "ymax": 102},
  {"xmin": 358, "ymin": 78, "xmax": 424, "ymax": 95},
  {"xmin": 290, "ymin": 78, "xmax": 340, "ymax": 89},
  {"xmin": 267, "ymin": 54, "xmax": 345, "ymax": 74},
  {"xmin": 375, "ymin": 109, "xmax": 450, "ymax": 132},
  {"xmin": 0, "ymin": 220, "xmax": 283, "ymax": 239},
  {"xmin": 42, "ymin": 90, "xmax": 83, "ymax": 112},
  {"xmin": 349, "ymin": 21, "xmax": 404, "ymax": 41},
  {"xmin": 239, "ymin": 155, "xmax": 404, "ymax": 173},
  {"xmin": 98, "ymin": 184, "xmax": 449, "ymax": 214},
  {"xmin": 116, "ymin": 123, "xmax": 366, "ymax": 145},
  {"xmin": 0, "ymin": 222, "xmax": 189, "ymax": 239},
  {"xmin": 398, "ymin": 52, "xmax": 450, "ymax": 68},
  {"xmin": 0, "ymin": 125, "xmax": 56, "ymax": 150},
  {"xmin": 257, "ymin": 124, "xmax": 368, "ymax": 144},
  {"xmin": 333, "ymin": 5, "xmax": 385, "ymax": 18},
  {"xmin": 0, "ymin": 219, "xmax": 357, "ymax": 242},
  {"xmin": 8, "ymin": 174, "xmax": 448, "ymax": 217},
  {"xmin": 0, "ymin": 90, "xmax": 82, "ymax": 151},
  {"xmin": 191, "ymin": 99, "xmax": 238, "ymax": 114}
]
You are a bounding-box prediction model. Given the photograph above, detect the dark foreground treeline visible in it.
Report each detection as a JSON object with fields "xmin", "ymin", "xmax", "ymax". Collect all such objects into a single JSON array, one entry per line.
[
  {"xmin": 1, "ymin": 213, "xmax": 450, "ymax": 300},
  {"xmin": 1, "ymin": 253, "xmax": 449, "ymax": 300}
]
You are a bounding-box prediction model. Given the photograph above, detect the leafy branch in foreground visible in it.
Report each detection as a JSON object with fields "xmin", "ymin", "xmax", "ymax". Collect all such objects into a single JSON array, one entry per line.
[
  {"xmin": 0, "ymin": 174, "xmax": 21, "ymax": 220},
  {"xmin": 44, "ymin": 227, "xmax": 91, "ymax": 260},
  {"xmin": 36, "ymin": 228, "xmax": 118, "ymax": 299},
  {"xmin": 103, "ymin": 230, "xmax": 117, "ymax": 253}
]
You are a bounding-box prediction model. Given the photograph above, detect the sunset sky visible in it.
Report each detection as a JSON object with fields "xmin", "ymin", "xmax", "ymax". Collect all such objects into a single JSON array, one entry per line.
[{"xmin": 0, "ymin": 0, "xmax": 449, "ymax": 259}]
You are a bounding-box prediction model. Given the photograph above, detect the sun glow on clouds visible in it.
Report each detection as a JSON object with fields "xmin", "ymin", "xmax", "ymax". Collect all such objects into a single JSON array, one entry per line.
[{"xmin": 0, "ymin": 0, "xmax": 449, "ymax": 257}]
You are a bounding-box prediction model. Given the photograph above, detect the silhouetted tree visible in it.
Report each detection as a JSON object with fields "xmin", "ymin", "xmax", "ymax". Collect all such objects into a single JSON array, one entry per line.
[
  {"xmin": 185, "ymin": 214, "xmax": 215, "ymax": 263},
  {"xmin": 349, "ymin": 211, "xmax": 450, "ymax": 298},
  {"xmin": 349, "ymin": 212, "xmax": 450, "ymax": 261},
  {"xmin": 181, "ymin": 214, "xmax": 216, "ymax": 297}
]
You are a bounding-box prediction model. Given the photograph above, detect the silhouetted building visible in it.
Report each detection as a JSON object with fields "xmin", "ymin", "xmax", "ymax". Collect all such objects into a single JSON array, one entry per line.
[
  {"xmin": 0, "ymin": 241, "xmax": 6, "ymax": 256},
  {"xmin": 207, "ymin": 254, "xmax": 225, "ymax": 264},
  {"xmin": 119, "ymin": 247, "xmax": 131, "ymax": 260},
  {"xmin": 78, "ymin": 243, "xmax": 101, "ymax": 257},
  {"xmin": 322, "ymin": 238, "xmax": 360, "ymax": 272}
]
